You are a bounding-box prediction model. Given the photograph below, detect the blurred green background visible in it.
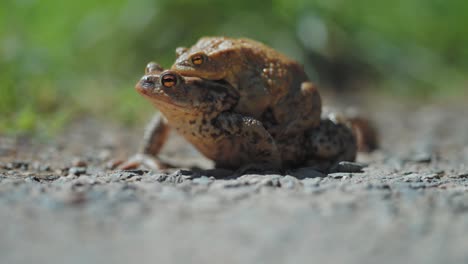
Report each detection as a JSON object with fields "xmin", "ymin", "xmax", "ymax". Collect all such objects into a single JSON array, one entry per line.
[{"xmin": 1, "ymin": 0, "xmax": 467, "ymax": 135}]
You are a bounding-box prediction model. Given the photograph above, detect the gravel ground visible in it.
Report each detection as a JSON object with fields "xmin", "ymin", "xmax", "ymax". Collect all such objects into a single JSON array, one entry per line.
[{"xmin": 1, "ymin": 99, "xmax": 468, "ymax": 264}]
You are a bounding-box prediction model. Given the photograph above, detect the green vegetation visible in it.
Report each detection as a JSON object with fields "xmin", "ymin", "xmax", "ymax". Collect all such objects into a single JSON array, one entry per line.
[{"xmin": 1, "ymin": 0, "xmax": 467, "ymax": 134}]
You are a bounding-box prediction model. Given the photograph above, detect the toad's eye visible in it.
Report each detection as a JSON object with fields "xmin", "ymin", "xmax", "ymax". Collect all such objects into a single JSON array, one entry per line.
[
  {"xmin": 191, "ymin": 54, "xmax": 205, "ymax": 65},
  {"xmin": 161, "ymin": 73, "xmax": 177, "ymax": 88}
]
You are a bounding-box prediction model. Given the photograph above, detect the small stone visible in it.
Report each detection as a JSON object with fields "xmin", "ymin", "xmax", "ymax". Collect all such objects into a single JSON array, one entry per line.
[
  {"xmin": 384, "ymin": 157, "xmax": 405, "ymax": 170},
  {"xmin": 24, "ymin": 176, "xmax": 41, "ymax": 183},
  {"xmin": 290, "ymin": 167, "xmax": 325, "ymax": 179},
  {"xmin": 121, "ymin": 169, "xmax": 147, "ymax": 176},
  {"xmin": 328, "ymin": 172, "xmax": 352, "ymax": 179},
  {"xmin": 72, "ymin": 158, "xmax": 88, "ymax": 167},
  {"xmin": 192, "ymin": 176, "xmax": 214, "ymax": 186},
  {"xmin": 302, "ymin": 177, "xmax": 321, "ymax": 187},
  {"xmin": 107, "ymin": 159, "xmax": 124, "ymax": 169},
  {"xmin": 450, "ymin": 172, "xmax": 468, "ymax": 178},
  {"xmin": 409, "ymin": 182, "xmax": 427, "ymax": 189},
  {"xmin": 407, "ymin": 143, "xmax": 434, "ymax": 163},
  {"xmin": 7, "ymin": 161, "xmax": 29, "ymax": 170},
  {"xmin": 280, "ymin": 175, "xmax": 299, "ymax": 189},
  {"xmin": 421, "ymin": 171, "xmax": 443, "ymax": 180},
  {"xmin": 69, "ymin": 167, "xmax": 87, "ymax": 176},
  {"xmin": 403, "ymin": 173, "xmax": 422, "ymax": 182},
  {"xmin": 259, "ymin": 177, "xmax": 281, "ymax": 188},
  {"xmin": 156, "ymin": 170, "xmax": 193, "ymax": 183},
  {"xmin": 331, "ymin": 161, "xmax": 367, "ymax": 173},
  {"xmin": 39, "ymin": 165, "xmax": 51, "ymax": 172},
  {"xmin": 409, "ymin": 152, "xmax": 432, "ymax": 163},
  {"xmin": 98, "ymin": 149, "xmax": 111, "ymax": 161}
]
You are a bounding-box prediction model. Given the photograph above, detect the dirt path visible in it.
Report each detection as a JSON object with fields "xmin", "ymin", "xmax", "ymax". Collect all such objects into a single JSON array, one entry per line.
[{"xmin": 1, "ymin": 99, "xmax": 468, "ymax": 264}]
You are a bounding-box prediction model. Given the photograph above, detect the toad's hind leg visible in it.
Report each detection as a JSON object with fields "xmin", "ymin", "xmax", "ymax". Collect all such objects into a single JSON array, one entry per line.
[
  {"xmin": 323, "ymin": 108, "xmax": 379, "ymax": 153},
  {"xmin": 305, "ymin": 118, "xmax": 357, "ymax": 171},
  {"xmin": 120, "ymin": 113, "xmax": 172, "ymax": 170}
]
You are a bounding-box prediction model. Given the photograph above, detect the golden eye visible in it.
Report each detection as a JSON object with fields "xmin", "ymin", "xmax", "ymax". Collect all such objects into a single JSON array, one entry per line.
[
  {"xmin": 161, "ymin": 73, "xmax": 177, "ymax": 88},
  {"xmin": 191, "ymin": 54, "xmax": 204, "ymax": 65}
]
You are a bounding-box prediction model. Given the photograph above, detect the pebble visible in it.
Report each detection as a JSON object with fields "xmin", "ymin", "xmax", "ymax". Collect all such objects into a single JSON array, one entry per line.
[
  {"xmin": 403, "ymin": 173, "xmax": 422, "ymax": 182},
  {"xmin": 259, "ymin": 177, "xmax": 281, "ymax": 188},
  {"xmin": 384, "ymin": 157, "xmax": 405, "ymax": 170},
  {"xmin": 192, "ymin": 176, "xmax": 214, "ymax": 186},
  {"xmin": 6, "ymin": 161, "xmax": 29, "ymax": 170},
  {"xmin": 421, "ymin": 171, "xmax": 443, "ymax": 181},
  {"xmin": 410, "ymin": 152, "xmax": 432, "ymax": 163},
  {"xmin": 280, "ymin": 175, "xmax": 299, "ymax": 189},
  {"xmin": 68, "ymin": 167, "xmax": 87, "ymax": 176},
  {"xmin": 72, "ymin": 159, "xmax": 88, "ymax": 167},
  {"xmin": 302, "ymin": 177, "xmax": 321, "ymax": 188},
  {"xmin": 331, "ymin": 161, "xmax": 367, "ymax": 173},
  {"xmin": 407, "ymin": 143, "xmax": 434, "ymax": 163},
  {"xmin": 408, "ymin": 182, "xmax": 427, "ymax": 189},
  {"xmin": 450, "ymin": 172, "xmax": 468, "ymax": 178},
  {"xmin": 327, "ymin": 173, "xmax": 352, "ymax": 179},
  {"xmin": 155, "ymin": 171, "xmax": 193, "ymax": 183},
  {"xmin": 289, "ymin": 167, "xmax": 325, "ymax": 179}
]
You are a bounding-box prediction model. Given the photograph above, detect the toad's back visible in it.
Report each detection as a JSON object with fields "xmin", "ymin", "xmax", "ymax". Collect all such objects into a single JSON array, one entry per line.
[{"xmin": 173, "ymin": 37, "xmax": 321, "ymax": 139}]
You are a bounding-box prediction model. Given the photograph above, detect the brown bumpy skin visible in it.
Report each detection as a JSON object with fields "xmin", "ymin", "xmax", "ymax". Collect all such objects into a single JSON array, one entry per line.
[{"xmin": 172, "ymin": 37, "xmax": 321, "ymax": 139}]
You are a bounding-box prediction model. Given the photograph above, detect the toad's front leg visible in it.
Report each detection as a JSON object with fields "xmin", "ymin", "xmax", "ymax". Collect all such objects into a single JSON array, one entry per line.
[{"xmin": 120, "ymin": 113, "xmax": 172, "ymax": 170}]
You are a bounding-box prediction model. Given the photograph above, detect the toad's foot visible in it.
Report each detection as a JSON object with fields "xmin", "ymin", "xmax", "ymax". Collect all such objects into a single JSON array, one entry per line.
[{"xmin": 119, "ymin": 153, "xmax": 174, "ymax": 171}]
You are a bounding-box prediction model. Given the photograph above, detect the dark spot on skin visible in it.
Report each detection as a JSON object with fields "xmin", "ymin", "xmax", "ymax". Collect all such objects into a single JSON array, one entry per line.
[
  {"xmin": 189, "ymin": 120, "xmax": 196, "ymax": 125},
  {"xmin": 208, "ymin": 105, "xmax": 214, "ymax": 114},
  {"xmin": 202, "ymin": 119, "xmax": 207, "ymax": 125},
  {"xmin": 258, "ymin": 150, "xmax": 271, "ymax": 157},
  {"xmin": 234, "ymin": 117, "xmax": 243, "ymax": 128},
  {"xmin": 191, "ymin": 132, "xmax": 196, "ymax": 136},
  {"xmin": 210, "ymin": 133, "xmax": 220, "ymax": 139},
  {"xmin": 312, "ymin": 145, "xmax": 319, "ymax": 153},
  {"xmin": 251, "ymin": 132, "xmax": 261, "ymax": 144}
]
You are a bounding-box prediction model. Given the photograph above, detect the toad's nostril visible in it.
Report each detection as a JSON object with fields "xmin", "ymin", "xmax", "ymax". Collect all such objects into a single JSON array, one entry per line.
[{"xmin": 141, "ymin": 75, "xmax": 156, "ymax": 88}]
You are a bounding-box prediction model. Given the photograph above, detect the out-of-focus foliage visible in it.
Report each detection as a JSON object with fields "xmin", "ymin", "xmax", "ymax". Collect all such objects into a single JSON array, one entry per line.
[{"xmin": 1, "ymin": 0, "xmax": 467, "ymax": 134}]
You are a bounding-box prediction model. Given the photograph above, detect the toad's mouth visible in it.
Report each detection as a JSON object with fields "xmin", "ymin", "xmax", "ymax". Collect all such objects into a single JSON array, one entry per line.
[
  {"xmin": 136, "ymin": 78, "xmax": 194, "ymax": 112},
  {"xmin": 212, "ymin": 79, "xmax": 229, "ymax": 85}
]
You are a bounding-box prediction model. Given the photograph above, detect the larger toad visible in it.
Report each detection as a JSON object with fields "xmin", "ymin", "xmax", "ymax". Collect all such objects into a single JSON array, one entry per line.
[
  {"xmin": 172, "ymin": 37, "xmax": 321, "ymax": 138},
  {"xmin": 124, "ymin": 63, "xmax": 357, "ymax": 171}
]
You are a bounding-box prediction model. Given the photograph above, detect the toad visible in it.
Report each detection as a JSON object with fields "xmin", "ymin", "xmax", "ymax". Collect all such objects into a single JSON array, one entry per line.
[
  {"xmin": 122, "ymin": 63, "xmax": 357, "ymax": 171},
  {"xmin": 172, "ymin": 37, "xmax": 321, "ymax": 139}
]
